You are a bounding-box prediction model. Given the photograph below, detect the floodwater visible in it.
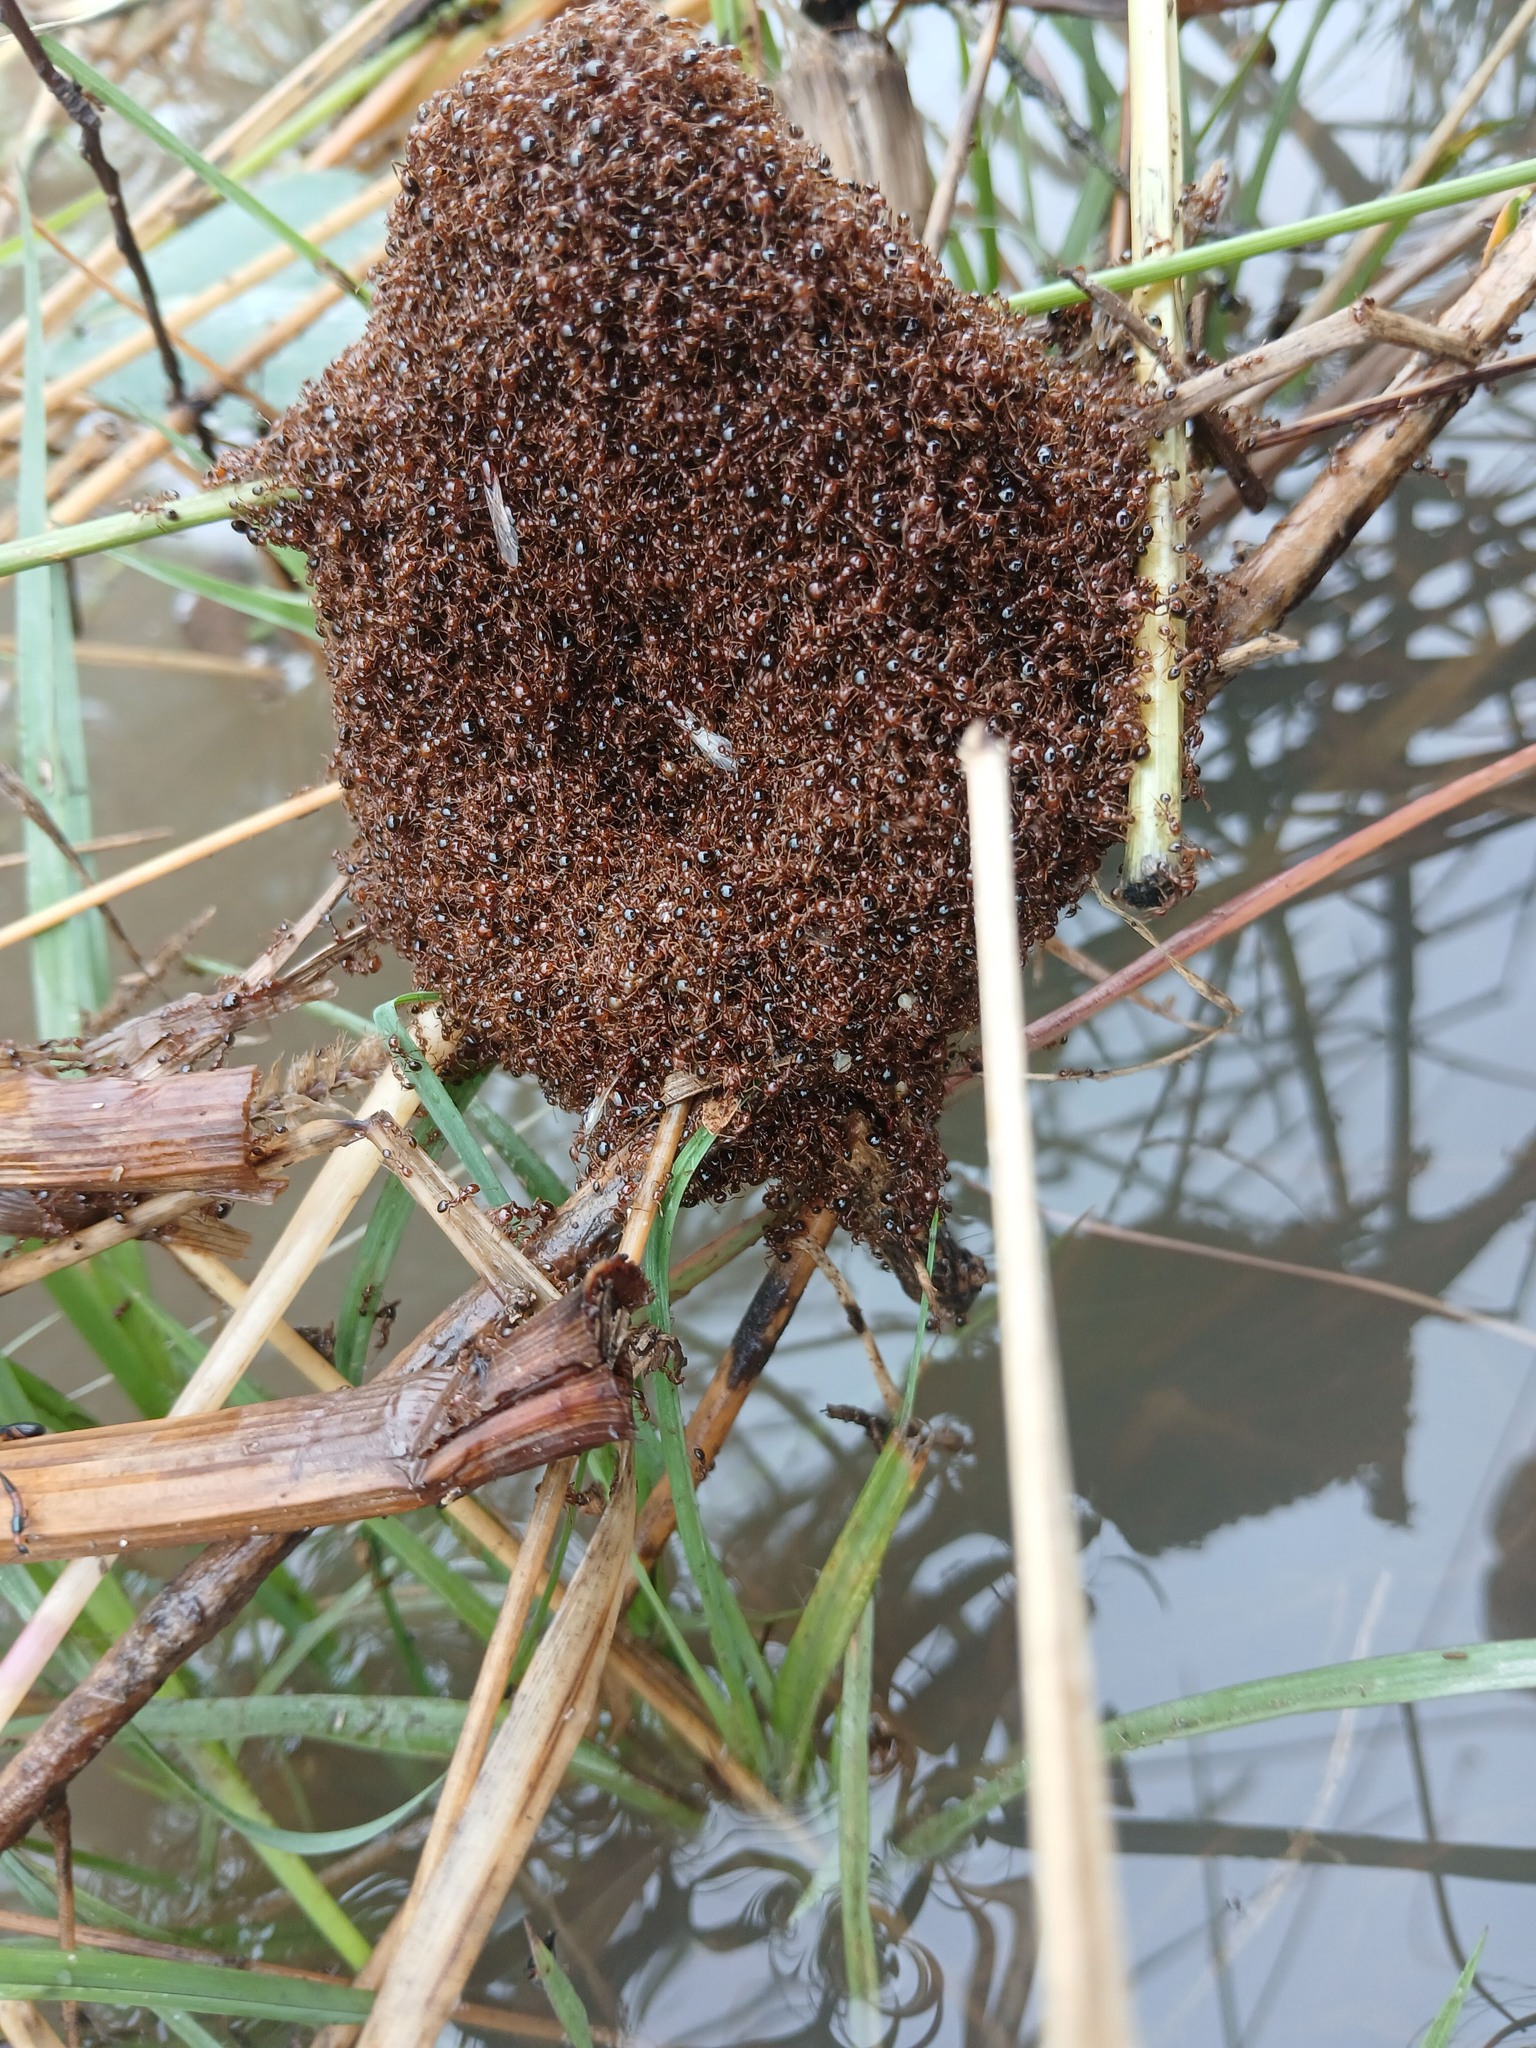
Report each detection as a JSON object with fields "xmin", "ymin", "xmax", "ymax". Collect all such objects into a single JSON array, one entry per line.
[{"xmin": 3, "ymin": 1, "xmax": 1536, "ymax": 2043}]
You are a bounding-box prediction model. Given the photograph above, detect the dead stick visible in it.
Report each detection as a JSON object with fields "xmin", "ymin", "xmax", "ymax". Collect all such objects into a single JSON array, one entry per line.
[
  {"xmin": 0, "ymin": 0, "xmax": 212, "ymax": 458},
  {"xmin": 923, "ymin": 0, "xmax": 1007, "ymax": 254},
  {"xmin": 1247, "ymin": 345, "xmax": 1536, "ymax": 448},
  {"xmin": 1020, "ymin": 739, "xmax": 1536, "ymax": 1053},
  {"xmin": 0, "ymin": 1533, "xmax": 302, "ymax": 1853}
]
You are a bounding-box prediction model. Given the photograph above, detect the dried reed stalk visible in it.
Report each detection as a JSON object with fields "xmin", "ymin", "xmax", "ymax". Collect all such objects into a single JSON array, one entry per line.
[
  {"xmin": 961, "ymin": 724, "xmax": 1135, "ymax": 2048},
  {"xmin": 0, "ymin": 1270, "xmax": 636, "ymax": 1560},
  {"xmin": 922, "ymin": 0, "xmax": 1007, "ymax": 255},
  {"xmin": 0, "ymin": 1067, "xmax": 258, "ymax": 1194},
  {"xmin": 0, "ymin": 783, "xmax": 342, "ymax": 956},
  {"xmin": 1220, "ymin": 209, "xmax": 1536, "ymax": 641},
  {"xmin": 0, "ymin": 1025, "xmax": 434, "ymax": 1731},
  {"xmin": 1121, "ymin": 0, "xmax": 1191, "ymax": 908}
]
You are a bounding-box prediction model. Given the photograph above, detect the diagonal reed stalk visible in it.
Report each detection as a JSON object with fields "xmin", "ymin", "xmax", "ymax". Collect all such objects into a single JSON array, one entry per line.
[
  {"xmin": 350, "ymin": 1102, "xmax": 692, "ymax": 2048},
  {"xmin": 960, "ymin": 725, "xmax": 1134, "ymax": 2048},
  {"xmin": 1120, "ymin": 0, "xmax": 1189, "ymax": 910},
  {"xmin": 0, "ymin": 782, "xmax": 341, "ymax": 955}
]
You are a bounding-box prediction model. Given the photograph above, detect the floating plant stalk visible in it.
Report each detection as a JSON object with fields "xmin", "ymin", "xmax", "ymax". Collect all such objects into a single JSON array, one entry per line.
[{"xmin": 1121, "ymin": 0, "xmax": 1191, "ymax": 909}]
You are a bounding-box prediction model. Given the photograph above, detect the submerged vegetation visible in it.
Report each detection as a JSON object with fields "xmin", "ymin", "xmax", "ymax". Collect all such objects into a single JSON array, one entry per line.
[{"xmin": 0, "ymin": 0, "xmax": 1534, "ymax": 2042}]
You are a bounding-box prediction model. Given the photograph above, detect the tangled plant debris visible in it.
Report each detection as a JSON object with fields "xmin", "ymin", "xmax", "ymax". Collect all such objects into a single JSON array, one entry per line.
[{"xmin": 223, "ymin": 0, "xmax": 1217, "ymax": 1240}]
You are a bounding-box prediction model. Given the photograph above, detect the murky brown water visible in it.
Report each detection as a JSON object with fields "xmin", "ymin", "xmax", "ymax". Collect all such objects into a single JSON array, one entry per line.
[{"xmin": 4, "ymin": 1, "xmax": 1536, "ymax": 2042}]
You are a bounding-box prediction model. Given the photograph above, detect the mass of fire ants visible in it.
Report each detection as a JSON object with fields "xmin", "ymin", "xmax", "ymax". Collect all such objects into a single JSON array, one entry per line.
[{"xmin": 224, "ymin": 0, "xmax": 1216, "ymax": 1241}]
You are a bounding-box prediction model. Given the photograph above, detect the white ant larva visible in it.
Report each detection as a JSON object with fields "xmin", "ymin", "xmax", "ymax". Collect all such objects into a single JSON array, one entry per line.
[
  {"xmin": 675, "ymin": 707, "xmax": 739, "ymax": 776},
  {"xmin": 481, "ymin": 461, "xmax": 520, "ymax": 572}
]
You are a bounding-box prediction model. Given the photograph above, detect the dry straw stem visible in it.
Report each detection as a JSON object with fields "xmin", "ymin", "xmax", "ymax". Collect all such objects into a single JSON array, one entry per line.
[
  {"xmin": 1122, "ymin": 0, "xmax": 1191, "ymax": 909},
  {"xmin": 0, "ymin": 174, "xmax": 393, "ymax": 453},
  {"xmin": 0, "ymin": 1019, "xmax": 439, "ymax": 1732},
  {"xmin": 0, "ymin": 2002, "xmax": 65, "ymax": 2048},
  {"xmin": 960, "ymin": 724, "xmax": 1135, "ymax": 2048},
  {"xmin": 313, "ymin": 1461, "xmax": 577, "ymax": 2048},
  {"xmin": 1220, "ymin": 207, "xmax": 1536, "ymax": 640},
  {"xmin": 1022, "ymin": 736, "xmax": 1536, "ymax": 1053},
  {"xmin": 0, "ymin": 0, "xmax": 408, "ymax": 381},
  {"xmin": 357, "ymin": 1451, "xmax": 635, "ymax": 2048},
  {"xmin": 0, "ymin": 781, "xmax": 341, "ymax": 955},
  {"xmin": 922, "ymin": 0, "xmax": 1008, "ymax": 256},
  {"xmin": 1151, "ymin": 300, "xmax": 1479, "ymax": 431},
  {"xmin": 362, "ymin": 1111, "xmax": 560, "ymax": 1306}
]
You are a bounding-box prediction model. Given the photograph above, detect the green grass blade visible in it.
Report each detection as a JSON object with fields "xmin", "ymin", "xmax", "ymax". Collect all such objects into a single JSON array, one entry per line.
[
  {"xmin": 897, "ymin": 1637, "xmax": 1536, "ymax": 1861},
  {"xmin": 161, "ymin": 2010, "xmax": 234, "ymax": 2048},
  {"xmin": 156, "ymin": 1748, "xmax": 441, "ymax": 1855},
  {"xmin": 836, "ymin": 1600, "xmax": 880, "ymax": 2034},
  {"xmin": 0, "ymin": 481, "xmax": 292, "ymax": 581},
  {"xmin": 627, "ymin": 1556, "xmax": 740, "ymax": 1750},
  {"xmin": 118, "ymin": 550, "xmax": 318, "ymax": 638},
  {"xmin": 1008, "ymin": 149, "xmax": 1536, "ymax": 312},
  {"xmin": 45, "ymin": 1249, "xmax": 182, "ymax": 1417},
  {"xmin": 643, "ymin": 1126, "xmax": 715, "ymax": 1333},
  {"xmin": 1423, "ymin": 1936, "xmax": 1486, "ymax": 2048},
  {"xmin": 376, "ymin": 997, "xmax": 509, "ymax": 1203},
  {"xmin": 37, "ymin": 38, "xmax": 365, "ymax": 300},
  {"xmin": 772, "ymin": 1434, "xmax": 924, "ymax": 1793},
  {"xmin": 529, "ymin": 1935, "xmax": 594, "ymax": 2048},
  {"xmin": 650, "ymin": 1366, "xmax": 773, "ymax": 1773},
  {"xmin": 368, "ymin": 1516, "xmax": 500, "ymax": 1640},
  {"xmin": 466, "ymin": 1098, "xmax": 571, "ymax": 1207},
  {"xmin": 331, "ymin": 1172, "xmax": 416, "ymax": 1383},
  {"xmin": 0, "ymin": 1352, "xmax": 100, "ymax": 1433},
  {"xmin": 0, "ymin": 1945, "xmax": 372, "ymax": 2025},
  {"xmin": 15, "ymin": 170, "xmax": 107, "ymax": 1038},
  {"xmin": 1233, "ymin": 0, "xmax": 1339, "ymax": 233}
]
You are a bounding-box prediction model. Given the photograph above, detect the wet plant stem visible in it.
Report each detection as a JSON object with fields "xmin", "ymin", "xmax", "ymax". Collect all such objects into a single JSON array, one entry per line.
[{"xmin": 1122, "ymin": 0, "xmax": 1191, "ymax": 909}]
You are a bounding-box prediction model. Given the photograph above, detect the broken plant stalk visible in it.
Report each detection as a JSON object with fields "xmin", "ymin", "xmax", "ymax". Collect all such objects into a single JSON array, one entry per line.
[
  {"xmin": 0, "ymin": 1016, "xmax": 445, "ymax": 1732},
  {"xmin": 1121, "ymin": 0, "xmax": 1192, "ymax": 909}
]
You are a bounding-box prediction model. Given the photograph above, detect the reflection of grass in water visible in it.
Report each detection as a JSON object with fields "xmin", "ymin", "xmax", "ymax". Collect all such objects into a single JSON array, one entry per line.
[{"xmin": 3, "ymin": 0, "xmax": 1536, "ymax": 2038}]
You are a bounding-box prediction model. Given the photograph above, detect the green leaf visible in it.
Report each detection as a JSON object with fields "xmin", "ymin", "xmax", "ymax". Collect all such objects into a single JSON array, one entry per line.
[
  {"xmin": 37, "ymin": 38, "xmax": 366, "ymax": 301},
  {"xmin": 650, "ymin": 1365, "xmax": 772, "ymax": 1774},
  {"xmin": 118, "ymin": 549, "xmax": 319, "ymax": 637},
  {"xmin": 467, "ymin": 1097, "xmax": 572, "ymax": 1208},
  {"xmin": 0, "ymin": 1944, "xmax": 372, "ymax": 2025},
  {"xmin": 376, "ymin": 997, "xmax": 510, "ymax": 1204},
  {"xmin": 0, "ymin": 1353, "xmax": 100, "ymax": 1433},
  {"xmin": 836, "ymin": 1600, "xmax": 881, "ymax": 2030},
  {"xmin": 1423, "ymin": 1934, "xmax": 1486, "ymax": 2048},
  {"xmin": 897, "ymin": 1639, "xmax": 1536, "ymax": 1862},
  {"xmin": 530, "ymin": 1935, "xmax": 595, "ymax": 2048},
  {"xmin": 156, "ymin": 1750, "xmax": 442, "ymax": 1855},
  {"xmin": 15, "ymin": 169, "xmax": 107, "ymax": 1038},
  {"xmin": 643, "ymin": 1125, "xmax": 716, "ymax": 1334},
  {"xmin": 368, "ymin": 1515, "xmax": 500, "ymax": 1641},
  {"xmin": 773, "ymin": 1434, "xmax": 924, "ymax": 1792}
]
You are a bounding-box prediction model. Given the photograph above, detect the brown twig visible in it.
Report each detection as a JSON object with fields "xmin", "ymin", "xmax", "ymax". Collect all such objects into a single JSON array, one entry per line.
[
  {"xmin": 923, "ymin": 0, "xmax": 1008, "ymax": 254},
  {"xmin": 0, "ymin": 1066, "xmax": 260, "ymax": 1195},
  {"xmin": 0, "ymin": 763, "xmax": 148, "ymax": 975},
  {"xmin": 0, "ymin": 1533, "xmax": 302, "ymax": 1854},
  {"xmin": 0, "ymin": 0, "xmax": 214, "ymax": 459},
  {"xmin": 1018, "ymin": 739, "xmax": 1536, "ymax": 1054},
  {"xmin": 1246, "ymin": 345, "xmax": 1536, "ymax": 449}
]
